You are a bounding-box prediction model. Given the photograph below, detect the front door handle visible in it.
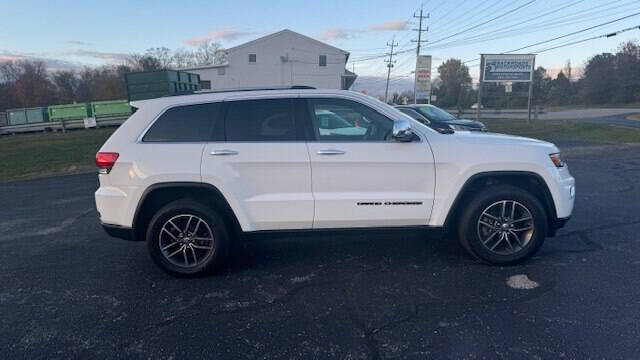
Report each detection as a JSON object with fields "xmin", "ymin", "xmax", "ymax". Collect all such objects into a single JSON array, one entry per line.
[
  {"xmin": 316, "ymin": 149, "xmax": 345, "ymax": 155},
  {"xmin": 210, "ymin": 149, "xmax": 239, "ymax": 156}
]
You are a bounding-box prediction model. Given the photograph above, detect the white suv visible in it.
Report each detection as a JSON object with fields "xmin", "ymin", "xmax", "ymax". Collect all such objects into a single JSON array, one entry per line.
[{"xmin": 95, "ymin": 88, "xmax": 575, "ymax": 277}]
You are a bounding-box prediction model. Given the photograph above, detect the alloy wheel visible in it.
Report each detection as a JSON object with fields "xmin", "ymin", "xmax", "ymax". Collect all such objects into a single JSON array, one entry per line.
[
  {"xmin": 476, "ymin": 200, "xmax": 535, "ymax": 255},
  {"xmin": 158, "ymin": 214, "xmax": 216, "ymax": 268}
]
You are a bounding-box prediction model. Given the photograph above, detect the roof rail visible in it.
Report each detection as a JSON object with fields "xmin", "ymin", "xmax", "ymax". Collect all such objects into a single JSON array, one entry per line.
[{"xmin": 190, "ymin": 85, "xmax": 316, "ymax": 95}]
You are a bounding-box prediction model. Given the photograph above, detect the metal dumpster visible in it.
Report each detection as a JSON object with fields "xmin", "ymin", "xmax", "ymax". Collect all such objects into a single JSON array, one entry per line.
[
  {"xmin": 125, "ymin": 70, "xmax": 201, "ymax": 101},
  {"xmin": 91, "ymin": 100, "xmax": 133, "ymax": 118},
  {"xmin": 6, "ymin": 107, "xmax": 49, "ymax": 125},
  {"xmin": 48, "ymin": 103, "xmax": 92, "ymax": 121}
]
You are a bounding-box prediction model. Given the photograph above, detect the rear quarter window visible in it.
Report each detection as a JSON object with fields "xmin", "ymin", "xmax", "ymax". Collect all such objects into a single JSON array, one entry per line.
[{"xmin": 143, "ymin": 103, "xmax": 223, "ymax": 142}]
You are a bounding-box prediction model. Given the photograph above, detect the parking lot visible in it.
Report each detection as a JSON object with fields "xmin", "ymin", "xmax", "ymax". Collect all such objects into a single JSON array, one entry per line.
[{"xmin": 1, "ymin": 139, "xmax": 640, "ymax": 359}]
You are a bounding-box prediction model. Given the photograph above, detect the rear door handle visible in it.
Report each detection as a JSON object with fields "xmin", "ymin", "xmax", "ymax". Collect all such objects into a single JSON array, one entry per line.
[
  {"xmin": 210, "ymin": 149, "xmax": 238, "ymax": 156},
  {"xmin": 316, "ymin": 149, "xmax": 345, "ymax": 155}
]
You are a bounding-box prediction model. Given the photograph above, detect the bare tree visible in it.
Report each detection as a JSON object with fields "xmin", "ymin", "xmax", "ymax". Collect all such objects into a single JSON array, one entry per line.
[
  {"xmin": 0, "ymin": 61, "xmax": 22, "ymax": 82},
  {"xmin": 194, "ymin": 40, "xmax": 226, "ymax": 66},
  {"xmin": 53, "ymin": 70, "xmax": 78, "ymax": 104},
  {"xmin": 171, "ymin": 49, "xmax": 198, "ymax": 69},
  {"xmin": 11, "ymin": 61, "xmax": 57, "ymax": 107}
]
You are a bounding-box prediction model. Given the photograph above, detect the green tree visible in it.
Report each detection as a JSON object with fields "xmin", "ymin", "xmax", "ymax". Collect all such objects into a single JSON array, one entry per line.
[
  {"xmin": 581, "ymin": 53, "xmax": 616, "ymax": 104},
  {"xmin": 613, "ymin": 41, "xmax": 640, "ymax": 103},
  {"xmin": 435, "ymin": 59, "xmax": 471, "ymax": 108},
  {"xmin": 546, "ymin": 71, "xmax": 573, "ymax": 106}
]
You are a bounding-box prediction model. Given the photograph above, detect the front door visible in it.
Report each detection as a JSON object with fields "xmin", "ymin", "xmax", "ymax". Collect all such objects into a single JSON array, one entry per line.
[{"xmin": 303, "ymin": 97, "xmax": 435, "ymax": 228}]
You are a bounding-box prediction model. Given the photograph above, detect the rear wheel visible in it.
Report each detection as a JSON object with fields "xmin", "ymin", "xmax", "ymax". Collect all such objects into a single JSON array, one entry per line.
[
  {"xmin": 146, "ymin": 199, "xmax": 229, "ymax": 277},
  {"xmin": 458, "ymin": 185, "xmax": 548, "ymax": 265}
]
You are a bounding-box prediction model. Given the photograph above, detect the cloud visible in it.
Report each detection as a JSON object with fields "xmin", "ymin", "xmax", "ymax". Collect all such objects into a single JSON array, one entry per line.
[
  {"xmin": 0, "ymin": 50, "xmax": 80, "ymax": 71},
  {"xmin": 67, "ymin": 40, "xmax": 93, "ymax": 46},
  {"xmin": 69, "ymin": 49, "xmax": 129, "ymax": 62},
  {"xmin": 370, "ymin": 20, "xmax": 409, "ymax": 31},
  {"xmin": 184, "ymin": 28, "xmax": 251, "ymax": 46},
  {"xmin": 318, "ymin": 28, "xmax": 350, "ymax": 41}
]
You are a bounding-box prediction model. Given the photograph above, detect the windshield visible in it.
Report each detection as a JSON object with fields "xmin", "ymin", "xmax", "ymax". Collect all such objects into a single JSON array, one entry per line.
[{"xmin": 415, "ymin": 105, "xmax": 457, "ymax": 122}]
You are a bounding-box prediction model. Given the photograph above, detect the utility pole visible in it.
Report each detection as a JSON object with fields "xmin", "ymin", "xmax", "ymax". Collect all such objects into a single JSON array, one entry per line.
[
  {"xmin": 412, "ymin": 6, "xmax": 429, "ymax": 104},
  {"xmin": 384, "ymin": 39, "xmax": 398, "ymax": 103}
]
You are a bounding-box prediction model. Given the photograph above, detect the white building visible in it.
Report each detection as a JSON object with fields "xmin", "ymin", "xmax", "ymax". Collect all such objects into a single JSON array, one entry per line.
[{"xmin": 183, "ymin": 29, "xmax": 357, "ymax": 90}]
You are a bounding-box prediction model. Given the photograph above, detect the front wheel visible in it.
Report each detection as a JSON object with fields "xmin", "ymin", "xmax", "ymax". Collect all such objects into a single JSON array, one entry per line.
[
  {"xmin": 146, "ymin": 199, "xmax": 229, "ymax": 277},
  {"xmin": 458, "ymin": 185, "xmax": 548, "ymax": 265}
]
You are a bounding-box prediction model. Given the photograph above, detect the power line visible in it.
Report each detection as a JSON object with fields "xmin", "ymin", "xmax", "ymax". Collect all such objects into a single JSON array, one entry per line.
[
  {"xmin": 507, "ymin": 10, "xmax": 640, "ymax": 53},
  {"xmin": 534, "ymin": 24, "xmax": 640, "ymax": 53},
  {"xmin": 425, "ymin": 0, "xmax": 639, "ymax": 52},
  {"xmin": 427, "ymin": 0, "xmax": 536, "ymax": 46},
  {"xmin": 462, "ymin": 11, "xmax": 640, "ymax": 65}
]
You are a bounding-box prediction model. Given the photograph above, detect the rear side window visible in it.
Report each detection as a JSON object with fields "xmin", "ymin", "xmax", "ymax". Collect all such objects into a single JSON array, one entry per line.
[
  {"xmin": 225, "ymin": 99, "xmax": 297, "ymax": 141},
  {"xmin": 143, "ymin": 103, "xmax": 222, "ymax": 142}
]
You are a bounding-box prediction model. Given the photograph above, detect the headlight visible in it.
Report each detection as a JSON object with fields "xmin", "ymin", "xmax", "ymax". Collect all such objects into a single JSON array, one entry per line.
[{"xmin": 549, "ymin": 153, "xmax": 565, "ymax": 168}]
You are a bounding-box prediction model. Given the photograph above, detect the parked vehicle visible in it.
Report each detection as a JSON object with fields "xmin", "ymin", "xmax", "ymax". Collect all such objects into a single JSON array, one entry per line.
[
  {"xmin": 95, "ymin": 87, "xmax": 575, "ymax": 277},
  {"xmin": 395, "ymin": 104, "xmax": 487, "ymax": 132}
]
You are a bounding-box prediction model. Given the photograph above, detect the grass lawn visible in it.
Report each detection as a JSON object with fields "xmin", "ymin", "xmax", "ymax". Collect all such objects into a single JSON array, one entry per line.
[
  {"xmin": 1, "ymin": 120, "xmax": 639, "ymax": 182},
  {"xmin": 0, "ymin": 128, "xmax": 116, "ymax": 182},
  {"xmin": 482, "ymin": 118, "xmax": 640, "ymax": 144}
]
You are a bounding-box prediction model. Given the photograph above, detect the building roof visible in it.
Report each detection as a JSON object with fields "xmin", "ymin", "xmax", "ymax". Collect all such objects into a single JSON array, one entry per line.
[{"xmin": 227, "ymin": 29, "xmax": 349, "ymax": 56}]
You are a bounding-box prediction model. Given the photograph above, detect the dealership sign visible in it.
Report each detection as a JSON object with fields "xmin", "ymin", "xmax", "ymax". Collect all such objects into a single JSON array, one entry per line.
[
  {"xmin": 415, "ymin": 55, "xmax": 432, "ymax": 99},
  {"xmin": 482, "ymin": 54, "xmax": 535, "ymax": 82}
]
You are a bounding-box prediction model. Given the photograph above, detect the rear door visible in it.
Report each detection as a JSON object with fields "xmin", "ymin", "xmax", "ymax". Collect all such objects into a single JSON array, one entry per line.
[
  {"xmin": 201, "ymin": 96, "xmax": 313, "ymax": 231},
  {"xmin": 303, "ymin": 97, "xmax": 435, "ymax": 228}
]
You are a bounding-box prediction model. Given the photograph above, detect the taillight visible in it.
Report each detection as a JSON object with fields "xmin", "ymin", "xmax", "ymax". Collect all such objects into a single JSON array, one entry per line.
[{"xmin": 96, "ymin": 152, "xmax": 119, "ymax": 174}]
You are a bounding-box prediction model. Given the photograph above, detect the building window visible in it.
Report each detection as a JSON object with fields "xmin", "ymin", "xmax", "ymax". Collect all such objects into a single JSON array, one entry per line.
[
  {"xmin": 217, "ymin": 67, "xmax": 225, "ymax": 75},
  {"xmin": 248, "ymin": 54, "xmax": 257, "ymax": 63},
  {"xmin": 319, "ymin": 55, "xmax": 327, "ymax": 67},
  {"xmin": 200, "ymin": 80, "xmax": 211, "ymax": 90}
]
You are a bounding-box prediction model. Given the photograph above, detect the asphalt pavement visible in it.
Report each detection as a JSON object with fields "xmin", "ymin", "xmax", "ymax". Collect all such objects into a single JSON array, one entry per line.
[{"xmin": 1, "ymin": 140, "xmax": 640, "ymax": 359}]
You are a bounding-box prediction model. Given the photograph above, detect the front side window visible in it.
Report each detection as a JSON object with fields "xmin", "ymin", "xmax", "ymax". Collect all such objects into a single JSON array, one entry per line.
[
  {"xmin": 307, "ymin": 98, "xmax": 393, "ymax": 142},
  {"xmin": 225, "ymin": 99, "xmax": 297, "ymax": 141},
  {"xmin": 143, "ymin": 103, "xmax": 223, "ymax": 142}
]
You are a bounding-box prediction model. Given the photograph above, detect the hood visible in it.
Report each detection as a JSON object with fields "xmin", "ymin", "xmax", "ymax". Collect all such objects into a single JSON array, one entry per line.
[
  {"xmin": 452, "ymin": 130, "xmax": 557, "ymax": 150},
  {"xmin": 449, "ymin": 119, "xmax": 486, "ymax": 128}
]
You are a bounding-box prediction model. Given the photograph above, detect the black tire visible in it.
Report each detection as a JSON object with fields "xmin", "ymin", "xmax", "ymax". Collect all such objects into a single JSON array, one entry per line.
[
  {"xmin": 146, "ymin": 199, "xmax": 230, "ymax": 277},
  {"xmin": 457, "ymin": 185, "xmax": 548, "ymax": 265}
]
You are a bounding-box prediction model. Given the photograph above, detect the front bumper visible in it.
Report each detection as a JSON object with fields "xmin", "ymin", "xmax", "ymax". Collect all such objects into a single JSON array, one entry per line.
[{"xmin": 549, "ymin": 216, "xmax": 571, "ymax": 237}]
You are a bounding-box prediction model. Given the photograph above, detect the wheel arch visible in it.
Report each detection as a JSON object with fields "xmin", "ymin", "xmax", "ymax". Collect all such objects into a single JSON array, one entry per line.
[
  {"xmin": 131, "ymin": 182, "xmax": 243, "ymax": 242},
  {"xmin": 443, "ymin": 171, "xmax": 558, "ymax": 236}
]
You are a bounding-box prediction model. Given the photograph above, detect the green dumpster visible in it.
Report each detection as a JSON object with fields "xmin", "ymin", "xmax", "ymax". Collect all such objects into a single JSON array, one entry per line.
[
  {"xmin": 48, "ymin": 103, "xmax": 92, "ymax": 121},
  {"xmin": 6, "ymin": 107, "xmax": 49, "ymax": 125},
  {"xmin": 91, "ymin": 100, "xmax": 133, "ymax": 118},
  {"xmin": 125, "ymin": 70, "xmax": 201, "ymax": 101}
]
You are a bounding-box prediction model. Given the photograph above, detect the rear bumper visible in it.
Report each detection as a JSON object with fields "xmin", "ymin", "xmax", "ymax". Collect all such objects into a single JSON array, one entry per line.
[{"xmin": 101, "ymin": 222, "xmax": 134, "ymax": 241}]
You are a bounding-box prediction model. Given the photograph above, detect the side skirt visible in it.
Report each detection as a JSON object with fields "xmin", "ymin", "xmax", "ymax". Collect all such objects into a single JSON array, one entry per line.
[{"xmin": 244, "ymin": 225, "xmax": 445, "ymax": 241}]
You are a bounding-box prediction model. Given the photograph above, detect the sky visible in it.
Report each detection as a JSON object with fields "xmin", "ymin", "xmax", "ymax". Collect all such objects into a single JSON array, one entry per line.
[{"xmin": 1, "ymin": 0, "xmax": 639, "ymax": 87}]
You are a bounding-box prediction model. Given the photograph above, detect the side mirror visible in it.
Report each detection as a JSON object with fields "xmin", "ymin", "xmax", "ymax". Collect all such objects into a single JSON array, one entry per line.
[{"xmin": 392, "ymin": 118, "xmax": 414, "ymax": 142}]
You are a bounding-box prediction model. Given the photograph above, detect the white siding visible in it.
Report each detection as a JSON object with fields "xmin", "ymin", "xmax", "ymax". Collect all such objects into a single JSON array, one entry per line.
[{"xmin": 187, "ymin": 30, "xmax": 349, "ymax": 90}]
